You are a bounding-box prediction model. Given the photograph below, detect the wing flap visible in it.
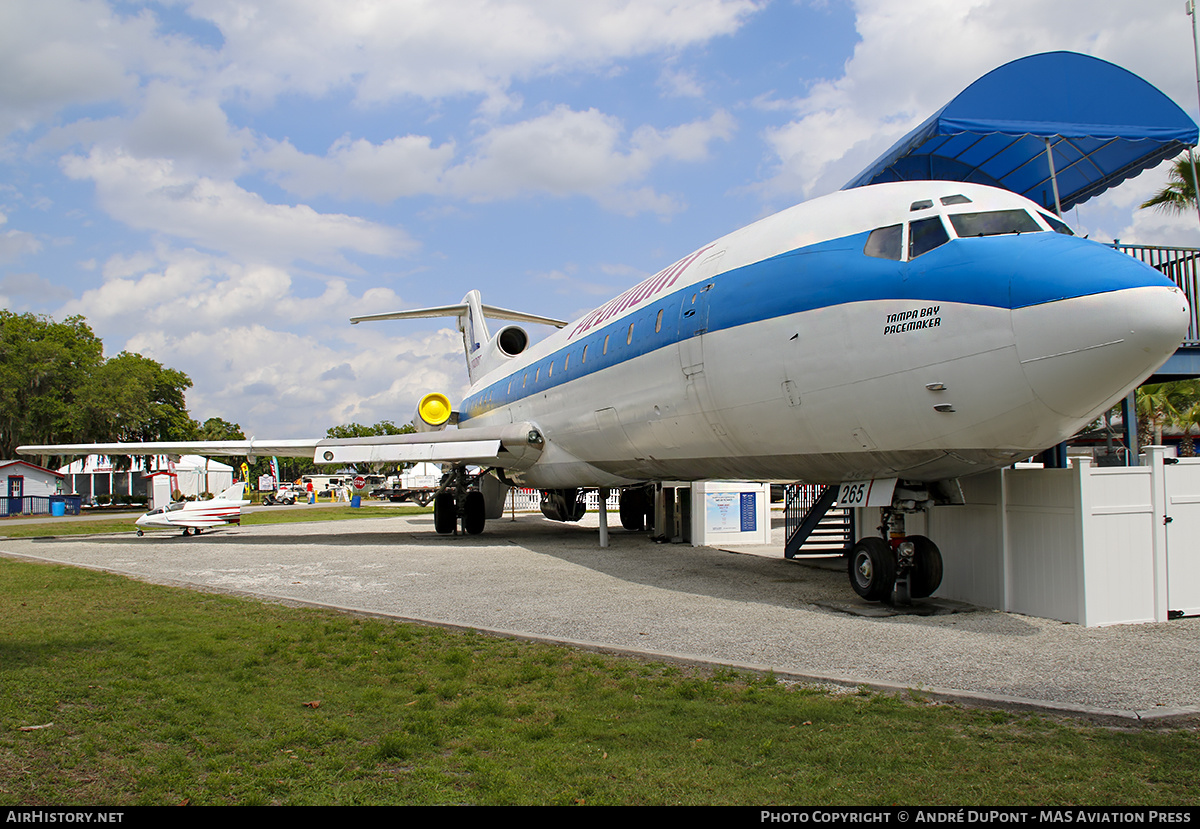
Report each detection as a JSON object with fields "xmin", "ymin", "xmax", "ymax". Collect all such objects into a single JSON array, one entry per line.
[{"xmin": 317, "ymin": 439, "xmax": 502, "ymax": 465}]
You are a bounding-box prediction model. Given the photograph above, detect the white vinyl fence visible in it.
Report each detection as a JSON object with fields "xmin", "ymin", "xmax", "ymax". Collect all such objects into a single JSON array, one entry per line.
[
  {"xmin": 505, "ymin": 488, "xmax": 620, "ymax": 513},
  {"xmin": 873, "ymin": 447, "xmax": 1200, "ymax": 626}
]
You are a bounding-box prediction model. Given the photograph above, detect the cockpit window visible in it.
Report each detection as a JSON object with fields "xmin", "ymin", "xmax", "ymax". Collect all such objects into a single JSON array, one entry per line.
[
  {"xmin": 864, "ymin": 224, "xmax": 903, "ymax": 260},
  {"xmin": 1039, "ymin": 212, "xmax": 1075, "ymax": 236},
  {"xmin": 909, "ymin": 199, "xmax": 933, "ymax": 211},
  {"xmin": 948, "ymin": 209, "xmax": 1041, "ymax": 238},
  {"xmin": 909, "ymin": 216, "xmax": 950, "ymax": 259},
  {"xmin": 940, "ymin": 194, "xmax": 972, "ymax": 206}
]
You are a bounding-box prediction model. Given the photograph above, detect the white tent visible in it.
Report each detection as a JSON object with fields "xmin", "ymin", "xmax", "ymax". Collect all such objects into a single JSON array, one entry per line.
[{"xmin": 59, "ymin": 455, "xmax": 233, "ymax": 507}]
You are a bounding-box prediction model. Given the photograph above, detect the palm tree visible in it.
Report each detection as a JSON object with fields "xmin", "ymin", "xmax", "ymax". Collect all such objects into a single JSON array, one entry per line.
[
  {"xmin": 1136, "ymin": 380, "xmax": 1200, "ymax": 448},
  {"xmin": 1140, "ymin": 152, "xmax": 1199, "ymax": 214}
]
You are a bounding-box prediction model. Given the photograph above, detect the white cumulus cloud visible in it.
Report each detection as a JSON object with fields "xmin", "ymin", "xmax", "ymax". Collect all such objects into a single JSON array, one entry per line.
[{"xmin": 60, "ymin": 149, "xmax": 415, "ymax": 265}]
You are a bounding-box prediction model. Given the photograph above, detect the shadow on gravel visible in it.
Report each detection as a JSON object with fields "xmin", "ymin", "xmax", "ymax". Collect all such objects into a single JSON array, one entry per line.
[{"xmin": 28, "ymin": 515, "xmax": 1040, "ymax": 636}]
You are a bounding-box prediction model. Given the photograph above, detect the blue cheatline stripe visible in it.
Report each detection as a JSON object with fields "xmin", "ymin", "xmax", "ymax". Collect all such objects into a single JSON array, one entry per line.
[{"xmin": 459, "ymin": 230, "xmax": 1171, "ymax": 422}]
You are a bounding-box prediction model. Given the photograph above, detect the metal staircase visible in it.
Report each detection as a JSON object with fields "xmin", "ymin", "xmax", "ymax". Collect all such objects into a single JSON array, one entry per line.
[{"xmin": 783, "ymin": 483, "xmax": 854, "ymax": 558}]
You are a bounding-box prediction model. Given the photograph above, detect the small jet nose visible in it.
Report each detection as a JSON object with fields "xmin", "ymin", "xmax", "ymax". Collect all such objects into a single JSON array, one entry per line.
[{"xmin": 1013, "ymin": 283, "xmax": 1190, "ymax": 418}]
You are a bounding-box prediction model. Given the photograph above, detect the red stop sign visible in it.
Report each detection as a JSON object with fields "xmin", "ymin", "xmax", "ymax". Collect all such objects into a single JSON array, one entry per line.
[{"xmin": 353, "ymin": 476, "xmax": 366, "ymax": 489}]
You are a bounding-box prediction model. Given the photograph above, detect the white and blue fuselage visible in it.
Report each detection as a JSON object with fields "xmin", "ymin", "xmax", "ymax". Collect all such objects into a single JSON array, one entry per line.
[{"xmin": 457, "ymin": 181, "xmax": 1189, "ymax": 490}]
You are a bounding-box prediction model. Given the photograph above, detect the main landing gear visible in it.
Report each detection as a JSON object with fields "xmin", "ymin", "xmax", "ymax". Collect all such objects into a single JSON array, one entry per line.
[
  {"xmin": 432, "ymin": 465, "xmax": 494, "ymax": 536},
  {"xmin": 618, "ymin": 486, "xmax": 654, "ymax": 531},
  {"xmin": 848, "ymin": 500, "xmax": 943, "ymax": 605}
]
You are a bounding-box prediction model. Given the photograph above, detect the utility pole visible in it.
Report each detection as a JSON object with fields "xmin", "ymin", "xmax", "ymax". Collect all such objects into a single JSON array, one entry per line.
[{"xmin": 1186, "ymin": 2, "xmax": 1200, "ymax": 230}]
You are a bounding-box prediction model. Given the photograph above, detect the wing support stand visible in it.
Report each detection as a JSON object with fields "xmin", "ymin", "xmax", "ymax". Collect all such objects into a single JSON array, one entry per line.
[{"xmin": 598, "ymin": 488, "xmax": 610, "ymax": 548}]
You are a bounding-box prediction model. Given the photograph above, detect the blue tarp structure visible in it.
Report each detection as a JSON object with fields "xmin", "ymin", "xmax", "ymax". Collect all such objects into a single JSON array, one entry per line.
[{"xmin": 843, "ymin": 52, "xmax": 1198, "ymax": 212}]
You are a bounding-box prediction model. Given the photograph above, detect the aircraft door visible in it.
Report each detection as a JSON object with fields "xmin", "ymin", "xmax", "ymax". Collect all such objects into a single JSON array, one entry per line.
[
  {"xmin": 8, "ymin": 476, "xmax": 23, "ymax": 515},
  {"xmin": 678, "ymin": 283, "xmax": 712, "ymax": 376}
]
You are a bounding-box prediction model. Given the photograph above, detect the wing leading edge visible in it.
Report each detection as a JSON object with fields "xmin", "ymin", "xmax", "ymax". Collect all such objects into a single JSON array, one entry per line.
[{"xmin": 18, "ymin": 422, "xmax": 545, "ymax": 472}]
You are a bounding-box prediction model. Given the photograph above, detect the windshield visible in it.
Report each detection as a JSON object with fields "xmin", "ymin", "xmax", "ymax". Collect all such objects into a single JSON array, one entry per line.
[{"xmin": 948, "ymin": 209, "xmax": 1042, "ymax": 238}]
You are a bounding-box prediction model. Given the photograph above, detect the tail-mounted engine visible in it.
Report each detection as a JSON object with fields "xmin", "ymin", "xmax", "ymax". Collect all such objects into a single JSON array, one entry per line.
[{"xmin": 471, "ymin": 324, "xmax": 530, "ymax": 378}]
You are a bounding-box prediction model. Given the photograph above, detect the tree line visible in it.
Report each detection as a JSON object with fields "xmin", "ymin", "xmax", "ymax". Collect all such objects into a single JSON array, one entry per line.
[
  {"xmin": 0, "ymin": 311, "xmax": 195, "ymax": 461},
  {"xmin": 2, "ymin": 311, "xmax": 413, "ymax": 477}
]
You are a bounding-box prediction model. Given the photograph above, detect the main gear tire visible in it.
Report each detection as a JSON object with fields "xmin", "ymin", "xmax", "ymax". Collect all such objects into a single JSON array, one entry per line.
[
  {"xmin": 433, "ymin": 492, "xmax": 457, "ymax": 535},
  {"xmin": 848, "ymin": 537, "xmax": 896, "ymax": 602}
]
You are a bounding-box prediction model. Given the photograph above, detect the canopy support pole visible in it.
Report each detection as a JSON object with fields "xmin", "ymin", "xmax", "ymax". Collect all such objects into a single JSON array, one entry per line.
[
  {"xmin": 1189, "ymin": 2, "xmax": 1200, "ymax": 231},
  {"xmin": 1190, "ymin": 147, "xmax": 1200, "ymax": 233},
  {"xmin": 1045, "ymin": 137, "xmax": 1064, "ymax": 216}
]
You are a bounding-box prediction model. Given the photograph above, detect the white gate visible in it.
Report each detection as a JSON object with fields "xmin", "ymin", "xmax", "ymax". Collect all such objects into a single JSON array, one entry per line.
[
  {"xmin": 925, "ymin": 447, "xmax": 1200, "ymax": 625},
  {"xmin": 1165, "ymin": 458, "xmax": 1200, "ymax": 617}
]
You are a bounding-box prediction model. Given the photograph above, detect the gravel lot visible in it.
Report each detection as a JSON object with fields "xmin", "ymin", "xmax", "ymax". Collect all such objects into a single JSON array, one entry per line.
[{"xmin": 3, "ymin": 510, "xmax": 1197, "ymax": 723}]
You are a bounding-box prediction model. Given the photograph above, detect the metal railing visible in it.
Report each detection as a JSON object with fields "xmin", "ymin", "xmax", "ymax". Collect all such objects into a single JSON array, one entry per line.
[
  {"xmin": 0, "ymin": 495, "xmax": 83, "ymax": 517},
  {"xmin": 783, "ymin": 483, "xmax": 853, "ymax": 556},
  {"xmin": 1115, "ymin": 243, "xmax": 1200, "ymax": 346}
]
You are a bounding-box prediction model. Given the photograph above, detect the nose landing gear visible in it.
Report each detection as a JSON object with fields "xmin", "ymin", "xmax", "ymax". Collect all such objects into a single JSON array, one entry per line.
[{"xmin": 848, "ymin": 497, "xmax": 944, "ymax": 605}]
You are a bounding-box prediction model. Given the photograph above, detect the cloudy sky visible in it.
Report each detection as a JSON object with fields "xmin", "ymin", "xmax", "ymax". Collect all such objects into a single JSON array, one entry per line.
[{"xmin": 3, "ymin": 0, "xmax": 1199, "ymax": 438}]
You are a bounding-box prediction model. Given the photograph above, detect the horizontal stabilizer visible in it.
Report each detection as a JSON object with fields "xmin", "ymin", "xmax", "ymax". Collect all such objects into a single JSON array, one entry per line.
[
  {"xmin": 351, "ymin": 290, "xmax": 567, "ymax": 383},
  {"xmin": 351, "ymin": 304, "xmax": 567, "ymax": 329}
]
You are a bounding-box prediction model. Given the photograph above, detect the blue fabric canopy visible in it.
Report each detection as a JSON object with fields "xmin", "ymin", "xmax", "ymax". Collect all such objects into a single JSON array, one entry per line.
[{"xmin": 843, "ymin": 52, "xmax": 1198, "ymax": 212}]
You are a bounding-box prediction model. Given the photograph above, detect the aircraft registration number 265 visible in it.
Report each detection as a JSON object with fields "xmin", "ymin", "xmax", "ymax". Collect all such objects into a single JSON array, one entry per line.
[{"xmin": 836, "ymin": 478, "xmax": 898, "ymax": 509}]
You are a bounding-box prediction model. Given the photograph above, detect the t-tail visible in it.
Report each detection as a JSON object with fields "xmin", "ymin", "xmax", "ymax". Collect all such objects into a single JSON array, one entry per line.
[{"xmin": 351, "ymin": 290, "xmax": 568, "ymax": 384}]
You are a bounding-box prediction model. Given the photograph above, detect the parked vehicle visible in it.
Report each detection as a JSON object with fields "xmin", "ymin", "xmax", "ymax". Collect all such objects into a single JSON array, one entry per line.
[{"xmin": 261, "ymin": 487, "xmax": 298, "ymax": 506}]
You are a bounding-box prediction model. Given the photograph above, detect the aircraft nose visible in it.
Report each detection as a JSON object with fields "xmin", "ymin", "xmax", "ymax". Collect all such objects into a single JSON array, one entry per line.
[{"xmin": 1013, "ymin": 281, "xmax": 1190, "ymax": 418}]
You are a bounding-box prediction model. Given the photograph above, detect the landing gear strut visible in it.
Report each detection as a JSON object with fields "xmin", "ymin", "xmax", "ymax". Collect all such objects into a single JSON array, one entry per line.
[{"xmin": 847, "ymin": 490, "xmax": 944, "ymax": 605}]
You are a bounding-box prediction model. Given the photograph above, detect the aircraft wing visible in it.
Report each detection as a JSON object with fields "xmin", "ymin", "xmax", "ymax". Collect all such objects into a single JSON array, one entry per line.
[{"xmin": 17, "ymin": 422, "xmax": 545, "ymax": 471}]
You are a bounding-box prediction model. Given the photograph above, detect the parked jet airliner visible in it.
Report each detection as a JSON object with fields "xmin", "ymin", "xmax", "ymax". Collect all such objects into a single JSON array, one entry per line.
[{"xmin": 20, "ymin": 181, "xmax": 1190, "ymax": 603}]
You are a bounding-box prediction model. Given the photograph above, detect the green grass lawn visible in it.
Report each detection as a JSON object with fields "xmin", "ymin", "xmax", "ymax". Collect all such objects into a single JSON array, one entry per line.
[
  {"xmin": 0, "ymin": 504, "xmax": 428, "ymax": 538},
  {"xmin": 0, "ymin": 558, "xmax": 1197, "ymax": 806}
]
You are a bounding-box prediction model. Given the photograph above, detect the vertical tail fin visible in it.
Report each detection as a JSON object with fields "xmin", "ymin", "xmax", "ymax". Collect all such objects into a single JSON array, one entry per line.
[
  {"xmin": 217, "ymin": 482, "xmax": 247, "ymax": 502},
  {"xmin": 459, "ymin": 290, "xmax": 491, "ymax": 383}
]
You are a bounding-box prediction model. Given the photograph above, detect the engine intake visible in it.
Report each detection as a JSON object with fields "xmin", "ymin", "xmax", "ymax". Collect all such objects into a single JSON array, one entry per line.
[
  {"xmin": 496, "ymin": 325, "xmax": 529, "ymax": 356},
  {"xmin": 413, "ymin": 392, "xmax": 456, "ymax": 432}
]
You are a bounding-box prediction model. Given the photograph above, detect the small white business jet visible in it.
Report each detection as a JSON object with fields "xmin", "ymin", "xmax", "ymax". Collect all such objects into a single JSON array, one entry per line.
[
  {"xmin": 21, "ymin": 181, "xmax": 1190, "ymax": 601},
  {"xmin": 135, "ymin": 482, "xmax": 250, "ymax": 536}
]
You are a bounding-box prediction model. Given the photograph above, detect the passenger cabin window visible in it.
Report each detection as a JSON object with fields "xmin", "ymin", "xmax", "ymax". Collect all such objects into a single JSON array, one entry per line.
[
  {"xmin": 627, "ymin": 323, "xmax": 634, "ymax": 345},
  {"xmin": 864, "ymin": 224, "xmax": 903, "ymax": 260},
  {"xmin": 603, "ymin": 335, "xmax": 609, "ymax": 355},
  {"xmin": 1039, "ymin": 212, "xmax": 1075, "ymax": 235},
  {"xmin": 582, "ymin": 344, "xmax": 588, "ymax": 363},
  {"xmin": 948, "ymin": 209, "xmax": 1041, "ymax": 238},
  {"xmin": 908, "ymin": 216, "xmax": 950, "ymax": 259},
  {"xmin": 655, "ymin": 309, "xmax": 663, "ymax": 332}
]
